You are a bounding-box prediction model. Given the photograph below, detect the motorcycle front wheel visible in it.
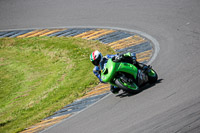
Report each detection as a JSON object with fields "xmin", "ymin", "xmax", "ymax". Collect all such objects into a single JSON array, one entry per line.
[{"xmin": 115, "ymin": 78, "xmax": 140, "ymax": 94}]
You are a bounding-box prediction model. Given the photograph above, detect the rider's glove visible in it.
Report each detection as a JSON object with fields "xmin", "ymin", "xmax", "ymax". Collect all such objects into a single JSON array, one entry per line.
[{"xmin": 115, "ymin": 54, "xmax": 123, "ymax": 61}]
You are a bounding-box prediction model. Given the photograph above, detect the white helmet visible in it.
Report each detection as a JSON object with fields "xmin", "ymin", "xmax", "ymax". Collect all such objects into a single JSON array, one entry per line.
[{"xmin": 90, "ymin": 50, "xmax": 103, "ymax": 66}]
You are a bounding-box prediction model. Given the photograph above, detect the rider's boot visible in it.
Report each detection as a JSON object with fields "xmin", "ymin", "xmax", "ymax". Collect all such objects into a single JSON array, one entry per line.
[
  {"xmin": 141, "ymin": 64, "xmax": 152, "ymax": 73},
  {"xmin": 131, "ymin": 52, "xmax": 151, "ymax": 73},
  {"xmin": 134, "ymin": 61, "xmax": 151, "ymax": 74},
  {"xmin": 110, "ymin": 85, "xmax": 121, "ymax": 94}
]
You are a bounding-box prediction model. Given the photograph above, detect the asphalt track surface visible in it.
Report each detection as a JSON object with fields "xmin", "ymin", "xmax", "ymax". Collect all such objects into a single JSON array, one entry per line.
[{"xmin": 1, "ymin": 0, "xmax": 200, "ymax": 133}]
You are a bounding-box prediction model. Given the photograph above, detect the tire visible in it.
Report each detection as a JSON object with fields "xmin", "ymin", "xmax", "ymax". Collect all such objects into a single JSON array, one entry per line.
[
  {"xmin": 148, "ymin": 69, "xmax": 158, "ymax": 84},
  {"xmin": 115, "ymin": 78, "xmax": 140, "ymax": 94}
]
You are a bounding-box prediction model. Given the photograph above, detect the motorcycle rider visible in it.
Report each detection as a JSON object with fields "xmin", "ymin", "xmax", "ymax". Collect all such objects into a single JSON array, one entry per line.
[{"xmin": 90, "ymin": 50, "xmax": 150, "ymax": 94}]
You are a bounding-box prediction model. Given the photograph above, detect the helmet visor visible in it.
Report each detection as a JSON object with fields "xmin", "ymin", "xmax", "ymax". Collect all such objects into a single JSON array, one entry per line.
[
  {"xmin": 92, "ymin": 55, "xmax": 101, "ymax": 66},
  {"xmin": 92, "ymin": 59, "xmax": 100, "ymax": 66}
]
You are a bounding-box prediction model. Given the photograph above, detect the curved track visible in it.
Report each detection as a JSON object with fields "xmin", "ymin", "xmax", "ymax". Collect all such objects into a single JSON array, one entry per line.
[{"xmin": 1, "ymin": 0, "xmax": 200, "ymax": 132}]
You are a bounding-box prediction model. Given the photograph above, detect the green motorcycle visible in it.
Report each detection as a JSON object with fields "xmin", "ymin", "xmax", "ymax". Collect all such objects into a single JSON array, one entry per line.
[{"xmin": 101, "ymin": 53, "xmax": 158, "ymax": 93}]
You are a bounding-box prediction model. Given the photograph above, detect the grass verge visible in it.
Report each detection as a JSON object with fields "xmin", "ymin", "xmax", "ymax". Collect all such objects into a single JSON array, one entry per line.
[{"xmin": 0, "ymin": 37, "xmax": 114, "ymax": 133}]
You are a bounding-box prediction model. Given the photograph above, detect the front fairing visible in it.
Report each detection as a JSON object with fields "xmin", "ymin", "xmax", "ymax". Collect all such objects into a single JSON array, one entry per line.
[{"xmin": 101, "ymin": 59, "xmax": 119, "ymax": 82}]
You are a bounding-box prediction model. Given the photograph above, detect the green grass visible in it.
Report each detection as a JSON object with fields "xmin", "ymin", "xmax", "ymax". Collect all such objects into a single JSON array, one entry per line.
[{"xmin": 0, "ymin": 37, "xmax": 115, "ymax": 133}]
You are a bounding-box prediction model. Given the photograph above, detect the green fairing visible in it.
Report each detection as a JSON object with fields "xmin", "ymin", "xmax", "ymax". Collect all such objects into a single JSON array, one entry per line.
[
  {"xmin": 118, "ymin": 63, "xmax": 138, "ymax": 79},
  {"xmin": 101, "ymin": 58, "xmax": 138, "ymax": 83},
  {"xmin": 101, "ymin": 59, "xmax": 119, "ymax": 82},
  {"xmin": 148, "ymin": 69, "xmax": 156, "ymax": 77}
]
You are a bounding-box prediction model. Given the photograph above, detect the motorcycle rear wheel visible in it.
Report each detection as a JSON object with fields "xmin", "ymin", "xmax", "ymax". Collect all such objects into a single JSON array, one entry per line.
[{"xmin": 147, "ymin": 69, "xmax": 158, "ymax": 84}]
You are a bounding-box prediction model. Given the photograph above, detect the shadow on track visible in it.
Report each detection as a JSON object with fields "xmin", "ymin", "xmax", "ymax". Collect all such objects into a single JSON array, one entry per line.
[{"xmin": 116, "ymin": 79, "xmax": 163, "ymax": 98}]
